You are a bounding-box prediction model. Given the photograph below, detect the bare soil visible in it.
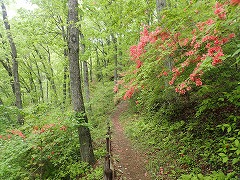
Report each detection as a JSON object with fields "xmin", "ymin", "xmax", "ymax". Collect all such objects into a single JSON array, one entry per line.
[{"xmin": 110, "ymin": 101, "xmax": 150, "ymax": 180}]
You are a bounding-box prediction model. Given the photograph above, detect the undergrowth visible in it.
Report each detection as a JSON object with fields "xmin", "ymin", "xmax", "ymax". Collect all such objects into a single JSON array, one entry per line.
[
  {"xmin": 119, "ymin": 76, "xmax": 240, "ymax": 179},
  {"xmin": 0, "ymin": 81, "xmax": 115, "ymax": 179}
]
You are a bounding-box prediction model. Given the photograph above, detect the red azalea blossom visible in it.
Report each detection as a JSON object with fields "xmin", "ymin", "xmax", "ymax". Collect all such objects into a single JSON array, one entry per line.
[
  {"xmin": 221, "ymin": 37, "xmax": 229, "ymax": 44},
  {"xmin": 179, "ymin": 89, "xmax": 186, "ymax": 94},
  {"xmin": 212, "ymin": 56, "xmax": 222, "ymax": 66},
  {"xmin": 181, "ymin": 59, "xmax": 190, "ymax": 68},
  {"xmin": 169, "ymin": 79, "xmax": 174, "ymax": 85},
  {"xmin": 229, "ymin": 33, "xmax": 235, "ymax": 38},
  {"xmin": 195, "ymin": 78, "xmax": 203, "ymax": 86},
  {"xmin": 214, "ymin": 2, "xmax": 226, "ymax": 20},
  {"xmin": 163, "ymin": 71, "xmax": 168, "ymax": 76},
  {"xmin": 136, "ymin": 59, "xmax": 143, "ymax": 68},
  {"xmin": 123, "ymin": 86, "xmax": 136, "ymax": 100},
  {"xmin": 205, "ymin": 18, "xmax": 215, "ymax": 25},
  {"xmin": 179, "ymin": 38, "xmax": 189, "ymax": 47},
  {"xmin": 175, "ymin": 87, "xmax": 179, "ymax": 93},
  {"xmin": 190, "ymin": 73, "xmax": 197, "ymax": 81},
  {"xmin": 186, "ymin": 86, "xmax": 192, "ymax": 91},
  {"xmin": 205, "ymin": 43, "xmax": 211, "ymax": 49},
  {"xmin": 8, "ymin": 129, "xmax": 26, "ymax": 139},
  {"xmin": 230, "ymin": 0, "xmax": 240, "ymax": 5},
  {"xmin": 185, "ymin": 50, "xmax": 195, "ymax": 56},
  {"xmin": 60, "ymin": 125, "xmax": 67, "ymax": 131},
  {"xmin": 191, "ymin": 35, "xmax": 197, "ymax": 46},
  {"xmin": 113, "ymin": 85, "xmax": 119, "ymax": 93},
  {"xmin": 194, "ymin": 42, "xmax": 200, "ymax": 49}
]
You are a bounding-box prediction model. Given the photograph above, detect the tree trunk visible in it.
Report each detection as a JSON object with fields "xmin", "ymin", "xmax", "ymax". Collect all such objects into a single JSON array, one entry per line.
[
  {"xmin": 0, "ymin": 97, "xmax": 3, "ymax": 105},
  {"xmin": 34, "ymin": 45, "xmax": 57, "ymax": 102},
  {"xmin": 111, "ymin": 33, "xmax": 118, "ymax": 84},
  {"xmin": 1, "ymin": 2, "xmax": 23, "ymax": 125},
  {"xmin": 59, "ymin": 15, "xmax": 69, "ymax": 107},
  {"xmin": 41, "ymin": 45, "xmax": 58, "ymax": 101},
  {"xmin": 0, "ymin": 33, "xmax": 15, "ymax": 95},
  {"xmin": 79, "ymin": 24, "xmax": 91, "ymax": 112},
  {"xmin": 22, "ymin": 58, "xmax": 38, "ymax": 103},
  {"xmin": 67, "ymin": 0, "xmax": 95, "ymax": 165},
  {"xmin": 156, "ymin": 0, "xmax": 166, "ymax": 20},
  {"xmin": 83, "ymin": 61, "xmax": 91, "ymax": 111},
  {"xmin": 63, "ymin": 62, "xmax": 68, "ymax": 106},
  {"xmin": 95, "ymin": 46, "xmax": 103, "ymax": 82},
  {"xmin": 89, "ymin": 55, "xmax": 93, "ymax": 82},
  {"xmin": 156, "ymin": 0, "xmax": 173, "ymax": 85},
  {"xmin": 32, "ymin": 53, "xmax": 44, "ymax": 102}
]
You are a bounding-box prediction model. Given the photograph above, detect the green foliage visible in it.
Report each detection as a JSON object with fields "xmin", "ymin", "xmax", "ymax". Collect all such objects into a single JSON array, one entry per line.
[
  {"xmin": 118, "ymin": 0, "xmax": 240, "ymax": 179},
  {"xmin": 0, "ymin": 98, "xmax": 105, "ymax": 179},
  {"xmin": 180, "ymin": 171, "xmax": 238, "ymax": 180},
  {"xmin": 0, "ymin": 105, "xmax": 19, "ymax": 131},
  {"xmin": 0, "ymin": 105, "xmax": 80, "ymax": 179}
]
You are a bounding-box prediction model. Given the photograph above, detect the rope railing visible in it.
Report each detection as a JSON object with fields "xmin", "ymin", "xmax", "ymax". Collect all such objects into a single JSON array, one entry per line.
[{"xmin": 104, "ymin": 125, "xmax": 114, "ymax": 180}]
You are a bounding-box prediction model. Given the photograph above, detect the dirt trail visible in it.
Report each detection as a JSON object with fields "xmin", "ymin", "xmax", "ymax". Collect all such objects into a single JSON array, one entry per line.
[{"xmin": 111, "ymin": 101, "xmax": 150, "ymax": 180}]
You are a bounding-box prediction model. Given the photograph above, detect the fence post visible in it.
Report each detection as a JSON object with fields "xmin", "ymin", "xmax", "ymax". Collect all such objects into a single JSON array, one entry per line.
[
  {"xmin": 104, "ymin": 154, "xmax": 113, "ymax": 180},
  {"xmin": 104, "ymin": 125, "xmax": 114, "ymax": 180}
]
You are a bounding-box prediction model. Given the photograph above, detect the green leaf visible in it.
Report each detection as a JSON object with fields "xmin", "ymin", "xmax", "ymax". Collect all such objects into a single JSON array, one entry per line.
[
  {"xmin": 228, "ymin": 137, "xmax": 235, "ymax": 141},
  {"xmin": 222, "ymin": 156, "xmax": 228, "ymax": 163},
  {"xmin": 218, "ymin": 153, "xmax": 226, "ymax": 157},
  {"xmin": 197, "ymin": 173, "xmax": 204, "ymax": 179},
  {"xmin": 227, "ymin": 126, "xmax": 232, "ymax": 133},
  {"xmin": 234, "ymin": 139, "xmax": 239, "ymax": 147},
  {"xmin": 218, "ymin": 97, "xmax": 224, "ymax": 101},
  {"xmin": 232, "ymin": 48, "xmax": 240, "ymax": 57},
  {"xmin": 232, "ymin": 158, "xmax": 239, "ymax": 164}
]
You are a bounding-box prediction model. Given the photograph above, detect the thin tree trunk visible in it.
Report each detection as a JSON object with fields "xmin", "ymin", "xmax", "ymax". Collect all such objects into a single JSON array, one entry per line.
[
  {"xmin": 79, "ymin": 24, "xmax": 91, "ymax": 112},
  {"xmin": 58, "ymin": 15, "xmax": 69, "ymax": 107},
  {"xmin": 102, "ymin": 39, "xmax": 108, "ymax": 68},
  {"xmin": 41, "ymin": 45, "xmax": 57, "ymax": 101},
  {"xmin": 156, "ymin": 0, "xmax": 166, "ymax": 20},
  {"xmin": 63, "ymin": 62, "xmax": 68, "ymax": 106},
  {"xmin": 0, "ymin": 58, "xmax": 15, "ymax": 94},
  {"xmin": 22, "ymin": 58, "xmax": 38, "ymax": 103},
  {"xmin": 0, "ymin": 97, "xmax": 3, "ymax": 105},
  {"xmin": 95, "ymin": 46, "xmax": 102, "ymax": 82},
  {"xmin": 0, "ymin": 33, "xmax": 15, "ymax": 95},
  {"xmin": 32, "ymin": 53, "xmax": 44, "ymax": 102},
  {"xmin": 89, "ymin": 56, "xmax": 93, "ymax": 82},
  {"xmin": 67, "ymin": 0, "xmax": 95, "ymax": 165},
  {"xmin": 46, "ymin": 80, "xmax": 49, "ymax": 101},
  {"xmin": 83, "ymin": 61, "xmax": 91, "ymax": 111},
  {"xmin": 156, "ymin": 0, "xmax": 173, "ymax": 87},
  {"xmin": 111, "ymin": 33, "xmax": 118, "ymax": 84},
  {"xmin": 34, "ymin": 45, "xmax": 57, "ymax": 102},
  {"xmin": 1, "ymin": 2, "xmax": 23, "ymax": 125}
]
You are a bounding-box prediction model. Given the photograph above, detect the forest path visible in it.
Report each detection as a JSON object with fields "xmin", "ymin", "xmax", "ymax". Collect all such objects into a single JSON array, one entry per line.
[{"xmin": 110, "ymin": 101, "xmax": 150, "ymax": 180}]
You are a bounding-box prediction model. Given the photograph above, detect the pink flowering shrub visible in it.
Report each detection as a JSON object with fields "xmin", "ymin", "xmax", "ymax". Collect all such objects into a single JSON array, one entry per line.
[{"xmin": 121, "ymin": 0, "xmax": 239, "ymax": 98}]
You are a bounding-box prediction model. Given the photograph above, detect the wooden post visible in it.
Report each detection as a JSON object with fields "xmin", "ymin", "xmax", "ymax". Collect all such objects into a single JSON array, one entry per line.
[
  {"xmin": 106, "ymin": 137, "xmax": 110, "ymax": 153},
  {"xmin": 104, "ymin": 154, "xmax": 113, "ymax": 180}
]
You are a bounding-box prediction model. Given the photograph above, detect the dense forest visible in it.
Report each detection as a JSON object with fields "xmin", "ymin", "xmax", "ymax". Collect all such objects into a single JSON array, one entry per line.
[{"xmin": 0, "ymin": 0, "xmax": 239, "ymax": 179}]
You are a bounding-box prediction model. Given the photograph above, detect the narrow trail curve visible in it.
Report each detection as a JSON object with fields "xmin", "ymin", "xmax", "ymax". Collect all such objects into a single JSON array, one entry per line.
[{"xmin": 111, "ymin": 101, "xmax": 150, "ymax": 180}]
